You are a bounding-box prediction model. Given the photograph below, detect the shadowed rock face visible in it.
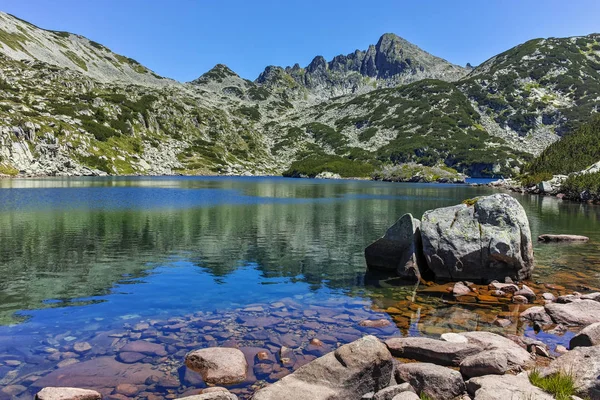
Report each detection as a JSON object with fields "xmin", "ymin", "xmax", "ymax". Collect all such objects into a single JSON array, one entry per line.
[
  {"xmin": 420, "ymin": 194, "xmax": 534, "ymax": 282},
  {"xmin": 364, "ymin": 213, "xmax": 427, "ymax": 280}
]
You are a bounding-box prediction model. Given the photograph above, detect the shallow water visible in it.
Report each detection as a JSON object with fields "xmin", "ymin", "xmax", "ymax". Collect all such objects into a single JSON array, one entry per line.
[{"xmin": 0, "ymin": 177, "xmax": 599, "ymax": 398}]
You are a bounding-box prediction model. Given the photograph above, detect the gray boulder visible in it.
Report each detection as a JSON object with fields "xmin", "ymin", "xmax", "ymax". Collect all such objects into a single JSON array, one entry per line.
[
  {"xmin": 178, "ymin": 390, "xmax": 238, "ymax": 400},
  {"xmin": 251, "ymin": 335, "xmax": 393, "ymax": 400},
  {"xmin": 185, "ymin": 347, "xmax": 248, "ymax": 385},
  {"xmin": 385, "ymin": 337, "xmax": 481, "ymax": 366},
  {"xmin": 457, "ymin": 332, "xmax": 533, "ymax": 377},
  {"xmin": 570, "ymin": 322, "xmax": 600, "ymax": 348},
  {"xmin": 545, "ymin": 300, "xmax": 600, "ymax": 326},
  {"xmin": 395, "ymin": 362, "xmax": 466, "ymax": 400},
  {"xmin": 543, "ymin": 345, "xmax": 600, "ymax": 399},
  {"xmin": 420, "ymin": 194, "xmax": 534, "ymax": 282},
  {"xmin": 365, "ymin": 214, "xmax": 426, "ymax": 279},
  {"xmin": 466, "ymin": 374, "xmax": 554, "ymax": 400}
]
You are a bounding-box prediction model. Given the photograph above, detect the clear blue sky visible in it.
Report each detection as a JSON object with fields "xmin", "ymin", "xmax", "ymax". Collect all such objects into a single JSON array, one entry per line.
[{"xmin": 2, "ymin": 1, "xmax": 599, "ymax": 82}]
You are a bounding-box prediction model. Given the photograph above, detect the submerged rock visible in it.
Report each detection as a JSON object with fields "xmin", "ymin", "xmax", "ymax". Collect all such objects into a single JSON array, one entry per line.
[
  {"xmin": 364, "ymin": 213, "xmax": 426, "ymax": 279},
  {"xmin": 35, "ymin": 387, "xmax": 102, "ymax": 400},
  {"xmin": 185, "ymin": 347, "xmax": 248, "ymax": 385},
  {"xmin": 251, "ymin": 335, "xmax": 393, "ymax": 400},
  {"xmin": 420, "ymin": 194, "xmax": 534, "ymax": 282}
]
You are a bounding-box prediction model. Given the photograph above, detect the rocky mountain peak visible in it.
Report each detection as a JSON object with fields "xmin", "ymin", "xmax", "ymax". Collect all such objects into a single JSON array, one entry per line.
[{"xmin": 254, "ymin": 32, "xmax": 468, "ymax": 98}]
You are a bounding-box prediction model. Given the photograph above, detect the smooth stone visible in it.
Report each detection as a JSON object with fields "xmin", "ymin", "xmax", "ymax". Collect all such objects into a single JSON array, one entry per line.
[
  {"xmin": 545, "ymin": 300, "xmax": 600, "ymax": 325},
  {"xmin": 466, "ymin": 374, "xmax": 553, "ymax": 399},
  {"xmin": 359, "ymin": 319, "xmax": 391, "ymax": 328},
  {"xmin": 176, "ymin": 391, "xmax": 238, "ymax": 400},
  {"xmin": 581, "ymin": 292, "xmax": 600, "ymax": 301},
  {"xmin": 519, "ymin": 306, "xmax": 553, "ymax": 325},
  {"xmin": 117, "ymin": 352, "xmax": 145, "ymax": 364},
  {"xmin": 542, "ymin": 292, "xmax": 556, "ymax": 301},
  {"xmin": 185, "ymin": 347, "xmax": 247, "ymax": 385},
  {"xmin": 252, "ymin": 335, "xmax": 393, "ymax": 400},
  {"xmin": 512, "ymin": 295, "xmax": 528, "ymax": 304},
  {"xmin": 538, "ymin": 234, "xmax": 589, "ymax": 242},
  {"xmin": 395, "ymin": 362, "xmax": 466, "ymax": 400},
  {"xmin": 119, "ymin": 340, "xmax": 167, "ymax": 356},
  {"xmin": 570, "ymin": 322, "xmax": 600, "ymax": 348},
  {"xmin": 73, "ymin": 342, "xmax": 92, "ymax": 353},
  {"xmin": 489, "ymin": 283, "xmax": 518, "ymax": 293},
  {"xmin": 385, "ymin": 336, "xmax": 481, "ymax": 366},
  {"xmin": 372, "ymin": 383, "xmax": 415, "ymax": 400},
  {"xmin": 453, "ymin": 282, "xmax": 472, "ymax": 296},
  {"xmin": 114, "ymin": 384, "xmax": 139, "ymax": 396},
  {"xmin": 35, "ymin": 387, "xmax": 102, "ymax": 400},
  {"xmin": 514, "ymin": 284, "xmax": 536, "ymax": 301}
]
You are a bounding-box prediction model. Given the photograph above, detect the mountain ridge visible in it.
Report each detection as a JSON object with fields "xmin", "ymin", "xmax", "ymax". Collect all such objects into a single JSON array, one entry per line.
[{"xmin": 0, "ymin": 11, "xmax": 599, "ymax": 179}]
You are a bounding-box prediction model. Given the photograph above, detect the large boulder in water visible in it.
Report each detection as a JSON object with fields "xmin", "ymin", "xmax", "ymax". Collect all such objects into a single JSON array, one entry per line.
[
  {"xmin": 420, "ymin": 194, "xmax": 534, "ymax": 282},
  {"xmin": 365, "ymin": 213, "xmax": 426, "ymax": 279}
]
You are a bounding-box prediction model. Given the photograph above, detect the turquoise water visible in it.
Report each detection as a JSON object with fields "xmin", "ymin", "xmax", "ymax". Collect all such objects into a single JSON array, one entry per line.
[{"xmin": 1, "ymin": 177, "xmax": 599, "ymax": 398}]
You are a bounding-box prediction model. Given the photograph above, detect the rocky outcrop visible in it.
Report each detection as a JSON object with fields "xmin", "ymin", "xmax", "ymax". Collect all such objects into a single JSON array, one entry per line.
[
  {"xmin": 365, "ymin": 213, "xmax": 425, "ymax": 279},
  {"xmin": 251, "ymin": 335, "xmax": 393, "ymax": 400},
  {"xmin": 35, "ymin": 387, "xmax": 102, "ymax": 400},
  {"xmin": 185, "ymin": 347, "xmax": 248, "ymax": 385},
  {"xmin": 420, "ymin": 194, "xmax": 534, "ymax": 282}
]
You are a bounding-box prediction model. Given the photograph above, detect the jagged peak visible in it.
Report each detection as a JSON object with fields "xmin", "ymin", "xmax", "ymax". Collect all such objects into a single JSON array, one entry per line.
[{"xmin": 191, "ymin": 64, "xmax": 241, "ymax": 85}]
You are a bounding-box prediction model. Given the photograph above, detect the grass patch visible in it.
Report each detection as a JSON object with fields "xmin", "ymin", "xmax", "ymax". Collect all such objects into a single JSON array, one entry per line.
[
  {"xmin": 529, "ymin": 369, "xmax": 577, "ymax": 400},
  {"xmin": 62, "ymin": 50, "xmax": 88, "ymax": 71},
  {"xmin": 0, "ymin": 163, "xmax": 19, "ymax": 176}
]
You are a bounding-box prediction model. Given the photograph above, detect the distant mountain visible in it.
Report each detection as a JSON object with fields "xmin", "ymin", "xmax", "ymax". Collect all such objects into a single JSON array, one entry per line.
[
  {"xmin": 0, "ymin": 11, "xmax": 599, "ymax": 178},
  {"xmin": 256, "ymin": 33, "xmax": 468, "ymax": 98}
]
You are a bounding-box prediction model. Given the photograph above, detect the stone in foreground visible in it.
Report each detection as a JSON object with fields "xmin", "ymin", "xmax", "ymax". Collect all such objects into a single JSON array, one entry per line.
[
  {"xmin": 35, "ymin": 388, "xmax": 102, "ymax": 400},
  {"xmin": 420, "ymin": 194, "xmax": 534, "ymax": 282},
  {"xmin": 466, "ymin": 374, "xmax": 554, "ymax": 400},
  {"xmin": 364, "ymin": 213, "xmax": 425, "ymax": 279},
  {"xmin": 251, "ymin": 335, "xmax": 393, "ymax": 400},
  {"xmin": 543, "ymin": 345, "xmax": 600, "ymax": 399},
  {"xmin": 395, "ymin": 362, "xmax": 465, "ymax": 400},
  {"xmin": 185, "ymin": 347, "xmax": 248, "ymax": 385},
  {"xmin": 178, "ymin": 389, "xmax": 238, "ymax": 400},
  {"xmin": 538, "ymin": 234, "xmax": 589, "ymax": 242},
  {"xmin": 457, "ymin": 332, "xmax": 533, "ymax": 377},
  {"xmin": 372, "ymin": 383, "xmax": 415, "ymax": 400},
  {"xmin": 384, "ymin": 337, "xmax": 481, "ymax": 366},
  {"xmin": 570, "ymin": 322, "xmax": 600, "ymax": 348}
]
